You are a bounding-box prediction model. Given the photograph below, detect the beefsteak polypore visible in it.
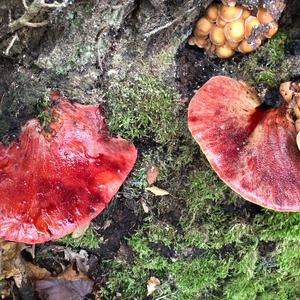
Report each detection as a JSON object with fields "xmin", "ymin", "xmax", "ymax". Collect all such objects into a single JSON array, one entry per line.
[
  {"xmin": 188, "ymin": 76, "xmax": 300, "ymax": 211},
  {"xmin": 0, "ymin": 92, "xmax": 137, "ymax": 243}
]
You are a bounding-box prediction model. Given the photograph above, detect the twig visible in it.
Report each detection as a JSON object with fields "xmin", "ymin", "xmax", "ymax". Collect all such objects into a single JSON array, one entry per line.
[
  {"xmin": 9, "ymin": 0, "xmax": 68, "ymax": 33},
  {"xmin": 4, "ymin": 33, "xmax": 19, "ymax": 56},
  {"xmin": 22, "ymin": 0, "xmax": 29, "ymax": 10},
  {"xmin": 23, "ymin": 20, "xmax": 48, "ymax": 27}
]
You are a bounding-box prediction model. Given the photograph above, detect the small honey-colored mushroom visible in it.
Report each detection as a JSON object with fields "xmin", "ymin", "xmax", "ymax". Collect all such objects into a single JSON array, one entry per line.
[
  {"xmin": 238, "ymin": 39, "xmax": 261, "ymax": 53},
  {"xmin": 195, "ymin": 17, "xmax": 213, "ymax": 36},
  {"xmin": 224, "ymin": 19, "xmax": 245, "ymax": 43},
  {"xmin": 216, "ymin": 43, "xmax": 235, "ymax": 58},
  {"xmin": 188, "ymin": 36, "xmax": 196, "ymax": 46},
  {"xmin": 210, "ymin": 25, "xmax": 226, "ymax": 46},
  {"xmin": 194, "ymin": 36, "xmax": 209, "ymax": 48},
  {"xmin": 257, "ymin": 7, "xmax": 274, "ymax": 25},
  {"xmin": 295, "ymin": 119, "xmax": 300, "ymax": 133},
  {"xmin": 227, "ymin": 40, "xmax": 239, "ymax": 49},
  {"xmin": 265, "ymin": 22, "xmax": 278, "ymax": 38},
  {"xmin": 193, "ymin": 28, "xmax": 209, "ymax": 39},
  {"xmin": 216, "ymin": 16, "xmax": 227, "ymax": 27},
  {"xmin": 219, "ymin": 5, "xmax": 243, "ymax": 22},
  {"xmin": 221, "ymin": 0, "xmax": 237, "ymax": 7},
  {"xmin": 206, "ymin": 3, "xmax": 219, "ymax": 22},
  {"xmin": 244, "ymin": 16, "xmax": 261, "ymax": 39},
  {"xmin": 279, "ymin": 81, "xmax": 293, "ymax": 103},
  {"xmin": 242, "ymin": 8, "xmax": 251, "ymax": 19}
]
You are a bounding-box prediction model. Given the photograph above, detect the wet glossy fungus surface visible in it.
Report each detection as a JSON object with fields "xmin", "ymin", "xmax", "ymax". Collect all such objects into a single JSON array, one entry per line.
[
  {"xmin": 0, "ymin": 93, "xmax": 137, "ymax": 243},
  {"xmin": 188, "ymin": 76, "xmax": 300, "ymax": 211}
]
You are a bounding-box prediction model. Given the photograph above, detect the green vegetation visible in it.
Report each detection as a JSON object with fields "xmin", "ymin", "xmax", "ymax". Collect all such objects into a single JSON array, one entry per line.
[
  {"xmin": 241, "ymin": 30, "xmax": 291, "ymax": 88},
  {"xmin": 101, "ymin": 161, "xmax": 300, "ymax": 299},
  {"xmin": 105, "ymin": 74, "xmax": 180, "ymax": 144},
  {"xmin": 49, "ymin": 38, "xmax": 300, "ymax": 299},
  {"xmin": 58, "ymin": 227, "xmax": 103, "ymax": 249},
  {"xmin": 36, "ymin": 94, "xmax": 53, "ymax": 128}
]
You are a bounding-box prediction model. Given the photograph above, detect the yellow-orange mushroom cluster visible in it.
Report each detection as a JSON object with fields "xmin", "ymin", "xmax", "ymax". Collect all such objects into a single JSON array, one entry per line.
[{"xmin": 188, "ymin": 3, "xmax": 279, "ymax": 58}]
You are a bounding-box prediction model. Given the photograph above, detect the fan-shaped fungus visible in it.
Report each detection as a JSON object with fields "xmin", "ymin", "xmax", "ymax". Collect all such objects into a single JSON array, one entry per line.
[
  {"xmin": 0, "ymin": 92, "xmax": 137, "ymax": 243},
  {"xmin": 188, "ymin": 76, "xmax": 300, "ymax": 211}
]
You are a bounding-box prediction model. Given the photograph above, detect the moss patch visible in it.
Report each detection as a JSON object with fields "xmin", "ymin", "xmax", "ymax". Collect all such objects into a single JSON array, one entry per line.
[
  {"xmin": 239, "ymin": 30, "xmax": 291, "ymax": 88},
  {"xmin": 57, "ymin": 227, "xmax": 103, "ymax": 249},
  {"xmin": 101, "ymin": 161, "xmax": 300, "ymax": 299},
  {"xmin": 105, "ymin": 74, "xmax": 180, "ymax": 144}
]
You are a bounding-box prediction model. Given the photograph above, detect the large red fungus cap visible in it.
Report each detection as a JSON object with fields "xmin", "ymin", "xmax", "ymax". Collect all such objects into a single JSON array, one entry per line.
[
  {"xmin": 0, "ymin": 92, "xmax": 137, "ymax": 243},
  {"xmin": 188, "ymin": 76, "xmax": 300, "ymax": 211}
]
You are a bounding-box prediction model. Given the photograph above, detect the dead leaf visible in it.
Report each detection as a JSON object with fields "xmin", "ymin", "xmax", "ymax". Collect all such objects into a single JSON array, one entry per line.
[
  {"xmin": 35, "ymin": 265, "xmax": 93, "ymax": 300},
  {"xmin": 25, "ymin": 262, "xmax": 51, "ymax": 281},
  {"xmin": 103, "ymin": 219, "xmax": 112, "ymax": 230},
  {"xmin": 146, "ymin": 165, "xmax": 159, "ymax": 185},
  {"xmin": 0, "ymin": 239, "xmax": 24, "ymax": 281},
  {"xmin": 147, "ymin": 276, "xmax": 160, "ymax": 296},
  {"xmin": 72, "ymin": 222, "xmax": 90, "ymax": 239},
  {"xmin": 141, "ymin": 200, "xmax": 150, "ymax": 213},
  {"xmin": 145, "ymin": 186, "xmax": 170, "ymax": 196}
]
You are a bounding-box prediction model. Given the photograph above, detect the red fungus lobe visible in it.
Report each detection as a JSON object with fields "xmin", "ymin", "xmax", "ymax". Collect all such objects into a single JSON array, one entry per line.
[
  {"xmin": 0, "ymin": 92, "xmax": 137, "ymax": 243},
  {"xmin": 188, "ymin": 76, "xmax": 300, "ymax": 211}
]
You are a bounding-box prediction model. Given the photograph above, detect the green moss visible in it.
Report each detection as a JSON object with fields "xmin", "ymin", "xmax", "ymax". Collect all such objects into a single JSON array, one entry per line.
[
  {"xmin": 241, "ymin": 30, "xmax": 291, "ymax": 88},
  {"xmin": 57, "ymin": 227, "xmax": 103, "ymax": 249},
  {"xmin": 36, "ymin": 94, "xmax": 53, "ymax": 128},
  {"xmin": 105, "ymin": 74, "xmax": 180, "ymax": 144},
  {"xmin": 102, "ymin": 157, "xmax": 300, "ymax": 299}
]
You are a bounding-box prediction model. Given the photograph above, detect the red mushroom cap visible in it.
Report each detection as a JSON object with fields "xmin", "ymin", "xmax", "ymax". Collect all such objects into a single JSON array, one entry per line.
[
  {"xmin": 188, "ymin": 76, "xmax": 300, "ymax": 211},
  {"xmin": 0, "ymin": 93, "xmax": 137, "ymax": 243}
]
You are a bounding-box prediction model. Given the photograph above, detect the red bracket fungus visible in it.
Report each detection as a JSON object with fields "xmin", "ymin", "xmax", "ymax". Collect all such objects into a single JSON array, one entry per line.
[
  {"xmin": 188, "ymin": 76, "xmax": 300, "ymax": 212},
  {"xmin": 0, "ymin": 92, "xmax": 137, "ymax": 243}
]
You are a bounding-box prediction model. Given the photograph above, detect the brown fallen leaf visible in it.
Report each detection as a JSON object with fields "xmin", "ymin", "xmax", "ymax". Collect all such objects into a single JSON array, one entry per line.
[
  {"xmin": 24, "ymin": 262, "xmax": 51, "ymax": 281},
  {"xmin": 72, "ymin": 222, "xmax": 90, "ymax": 239},
  {"xmin": 146, "ymin": 165, "xmax": 159, "ymax": 185},
  {"xmin": 35, "ymin": 265, "xmax": 93, "ymax": 300},
  {"xmin": 146, "ymin": 186, "xmax": 170, "ymax": 196},
  {"xmin": 147, "ymin": 276, "xmax": 160, "ymax": 296},
  {"xmin": 0, "ymin": 239, "xmax": 25, "ymax": 281}
]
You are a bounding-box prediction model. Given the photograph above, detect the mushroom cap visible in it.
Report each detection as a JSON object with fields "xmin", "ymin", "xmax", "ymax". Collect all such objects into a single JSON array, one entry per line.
[
  {"xmin": 0, "ymin": 93, "xmax": 137, "ymax": 243},
  {"xmin": 188, "ymin": 36, "xmax": 196, "ymax": 46},
  {"xmin": 241, "ymin": 8, "xmax": 251, "ymax": 19},
  {"xmin": 238, "ymin": 39, "xmax": 261, "ymax": 53},
  {"xmin": 188, "ymin": 76, "xmax": 300, "ymax": 211},
  {"xmin": 216, "ymin": 43, "xmax": 235, "ymax": 58},
  {"xmin": 279, "ymin": 81, "xmax": 293, "ymax": 103},
  {"xmin": 195, "ymin": 16, "xmax": 213, "ymax": 36},
  {"xmin": 216, "ymin": 16, "xmax": 227, "ymax": 27},
  {"xmin": 257, "ymin": 7, "xmax": 274, "ymax": 25},
  {"xmin": 244, "ymin": 16, "xmax": 261, "ymax": 39},
  {"xmin": 219, "ymin": 5, "xmax": 243, "ymax": 22},
  {"xmin": 194, "ymin": 36, "xmax": 209, "ymax": 48},
  {"xmin": 224, "ymin": 19, "xmax": 245, "ymax": 43},
  {"xmin": 210, "ymin": 25, "xmax": 226, "ymax": 46},
  {"xmin": 206, "ymin": 3, "xmax": 219, "ymax": 22},
  {"xmin": 227, "ymin": 40, "xmax": 239, "ymax": 49},
  {"xmin": 265, "ymin": 22, "xmax": 278, "ymax": 38}
]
